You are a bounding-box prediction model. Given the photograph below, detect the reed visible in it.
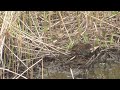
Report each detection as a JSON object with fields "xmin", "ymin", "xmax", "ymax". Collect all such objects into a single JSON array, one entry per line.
[{"xmin": 0, "ymin": 11, "xmax": 119, "ymax": 79}]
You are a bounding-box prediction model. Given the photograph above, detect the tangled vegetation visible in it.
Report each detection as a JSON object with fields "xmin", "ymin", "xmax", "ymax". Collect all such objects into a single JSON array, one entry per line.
[{"xmin": 0, "ymin": 11, "xmax": 120, "ymax": 79}]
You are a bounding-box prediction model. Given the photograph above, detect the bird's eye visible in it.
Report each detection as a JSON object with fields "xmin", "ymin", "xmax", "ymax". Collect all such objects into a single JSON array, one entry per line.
[{"xmin": 34, "ymin": 47, "xmax": 40, "ymax": 50}]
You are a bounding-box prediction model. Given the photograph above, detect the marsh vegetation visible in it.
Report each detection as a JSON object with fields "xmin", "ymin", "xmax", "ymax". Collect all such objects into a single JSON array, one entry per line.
[{"xmin": 0, "ymin": 11, "xmax": 120, "ymax": 79}]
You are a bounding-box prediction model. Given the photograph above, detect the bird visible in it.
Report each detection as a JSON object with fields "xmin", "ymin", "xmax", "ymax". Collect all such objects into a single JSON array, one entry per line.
[{"xmin": 69, "ymin": 42, "xmax": 92, "ymax": 58}]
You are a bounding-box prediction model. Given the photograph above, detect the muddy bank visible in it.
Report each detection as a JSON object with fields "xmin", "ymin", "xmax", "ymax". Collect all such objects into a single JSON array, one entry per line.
[{"xmin": 32, "ymin": 42, "xmax": 120, "ymax": 79}]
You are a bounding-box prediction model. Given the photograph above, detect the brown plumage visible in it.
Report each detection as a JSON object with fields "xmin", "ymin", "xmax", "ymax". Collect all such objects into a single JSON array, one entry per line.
[{"xmin": 70, "ymin": 42, "xmax": 92, "ymax": 57}]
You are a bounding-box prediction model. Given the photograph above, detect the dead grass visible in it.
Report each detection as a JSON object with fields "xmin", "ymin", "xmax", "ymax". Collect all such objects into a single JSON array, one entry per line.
[{"xmin": 0, "ymin": 11, "xmax": 120, "ymax": 79}]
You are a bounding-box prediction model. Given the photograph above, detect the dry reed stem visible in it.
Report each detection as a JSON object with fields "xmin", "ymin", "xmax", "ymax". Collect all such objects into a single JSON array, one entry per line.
[
  {"xmin": 70, "ymin": 68, "xmax": 74, "ymax": 79},
  {"xmin": 81, "ymin": 12, "xmax": 120, "ymax": 30},
  {"xmin": 15, "ymin": 58, "xmax": 42, "ymax": 79},
  {"xmin": 0, "ymin": 67, "xmax": 27, "ymax": 79},
  {"xmin": 58, "ymin": 12, "xmax": 72, "ymax": 43},
  {"xmin": 4, "ymin": 44, "xmax": 29, "ymax": 69}
]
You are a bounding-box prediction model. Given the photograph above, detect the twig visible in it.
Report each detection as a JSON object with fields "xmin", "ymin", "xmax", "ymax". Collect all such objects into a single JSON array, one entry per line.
[
  {"xmin": 70, "ymin": 68, "xmax": 74, "ymax": 79},
  {"xmin": 0, "ymin": 67, "xmax": 27, "ymax": 79},
  {"xmin": 14, "ymin": 58, "xmax": 42, "ymax": 79}
]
